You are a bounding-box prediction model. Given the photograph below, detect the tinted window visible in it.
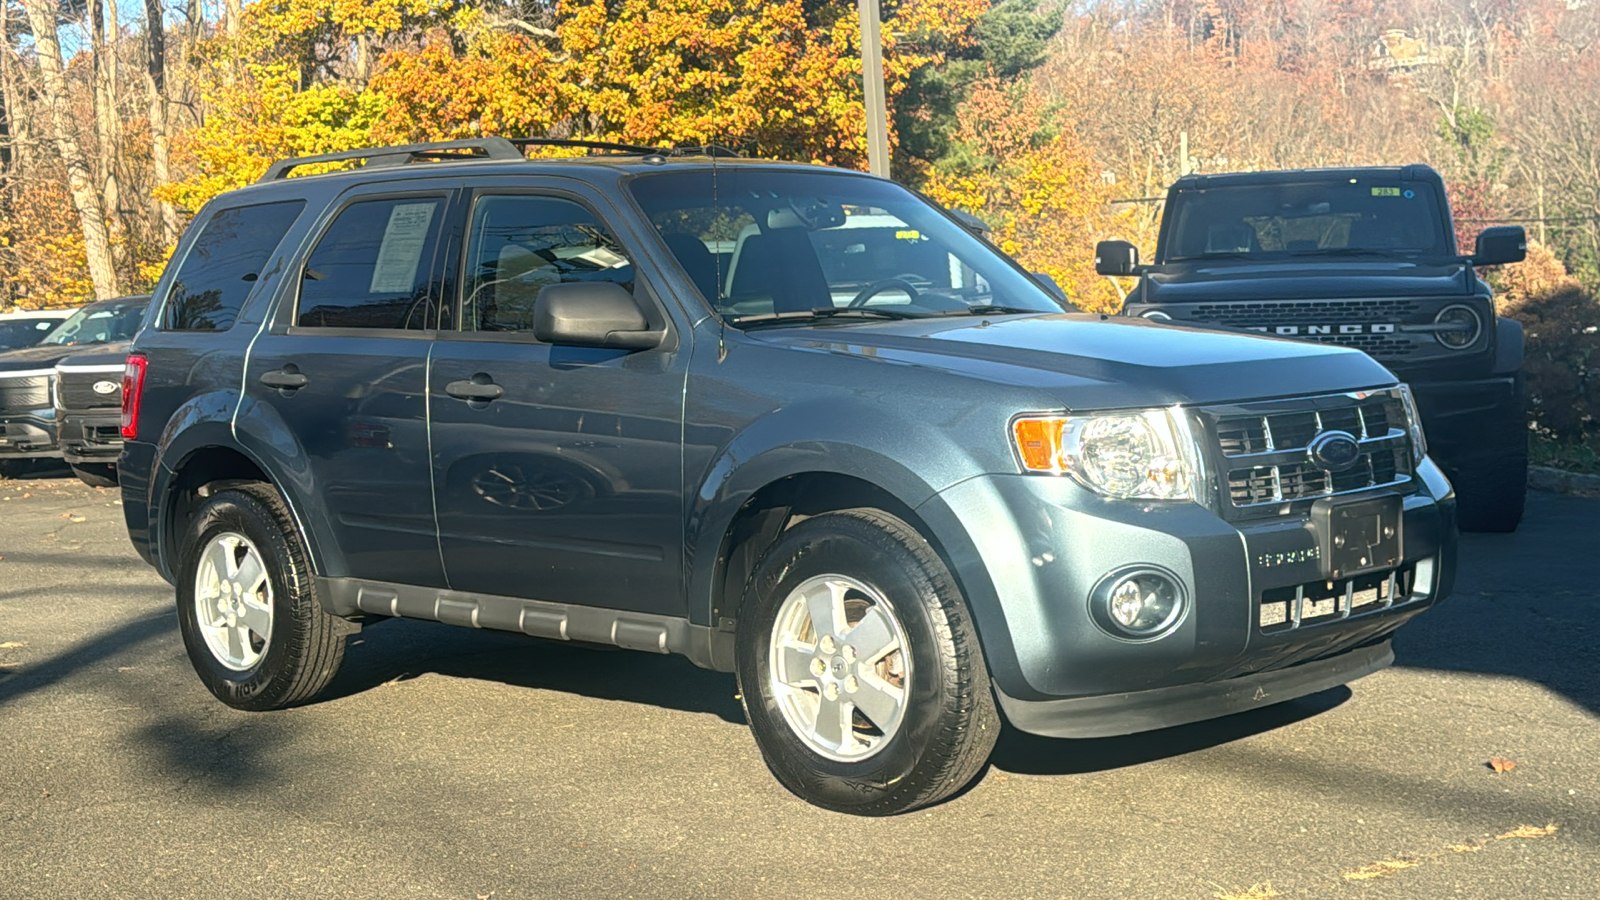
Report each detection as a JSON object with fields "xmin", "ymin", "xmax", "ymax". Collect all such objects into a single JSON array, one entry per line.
[
  {"xmin": 163, "ymin": 200, "xmax": 305, "ymax": 330},
  {"xmin": 0, "ymin": 318, "xmax": 63, "ymax": 351},
  {"xmin": 462, "ymin": 195, "xmax": 633, "ymax": 334},
  {"xmin": 1166, "ymin": 180, "xmax": 1449, "ymax": 261},
  {"xmin": 298, "ymin": 196, "xmax": 446, "ymax": 330},
  {"xmin": 41, "ymin": 300, "xmax": 148, "ymax": 346}
]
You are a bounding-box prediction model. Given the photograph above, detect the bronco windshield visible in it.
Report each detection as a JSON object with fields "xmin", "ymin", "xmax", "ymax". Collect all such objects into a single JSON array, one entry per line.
[
  {"xmin": 628, "ymin": 169, "xmax": 1067, "ymax": 325},
  {"xmin": 1163, "ymin": 178, "xmax": 1451, "ymax": 262}
]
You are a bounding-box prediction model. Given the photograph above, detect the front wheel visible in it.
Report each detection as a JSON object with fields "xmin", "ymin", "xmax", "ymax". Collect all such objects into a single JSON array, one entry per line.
[
  {"xmin": 1453, "ymin": 376, "xmax": 1528, "ymax": 533},
  {"xmin": 735, "ymin": 508, "xmax": 998, "ymax": 815},
  {"xmin": 175, "ymin": 484, "xmax": 347, "ymax": 710}
]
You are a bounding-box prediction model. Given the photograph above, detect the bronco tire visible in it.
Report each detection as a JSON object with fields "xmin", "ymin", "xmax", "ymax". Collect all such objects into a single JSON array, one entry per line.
[
  {"xmin": 734, "ymin": 508, "xmax": 999, "ymax": 815},
  {"xmin": 175, "ymin": 483, "xmax": 346, "ymax": 710}
]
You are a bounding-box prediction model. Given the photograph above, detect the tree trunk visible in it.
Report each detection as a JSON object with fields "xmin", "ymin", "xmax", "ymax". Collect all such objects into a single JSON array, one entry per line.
[
  {"xmin": 145, "ymin": 0, "xmax": 180, "ymax": 245},
  {"xmin": 91, "ymin": 0, "xmax": 126, "ymax": 264},
  {"xmin": 23, "ymin": 0, "xmax": 121, "ymax": 299},
  {"xmin": 224, "ymin": 0, "xmax": 242, "ymax": 36}
]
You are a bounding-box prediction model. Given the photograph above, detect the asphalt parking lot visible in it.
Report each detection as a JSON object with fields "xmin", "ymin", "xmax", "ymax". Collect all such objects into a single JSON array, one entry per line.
[{"xmin": 1, "ymin": 469, "xmax": 1595, "ymax": 900}]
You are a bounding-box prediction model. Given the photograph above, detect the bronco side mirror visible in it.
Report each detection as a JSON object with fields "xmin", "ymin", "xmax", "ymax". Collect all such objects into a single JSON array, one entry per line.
[
  {"xmin": 1471, "ymin": 226, "xmax": 1526, "ymax": 267},
  {"xmin": 533, "ymin": 282, "xmax": 663, "ymax": 350},
  {"xmin": 1095, "ymin": 240, "xmax": 1141, "ymax": 276}
]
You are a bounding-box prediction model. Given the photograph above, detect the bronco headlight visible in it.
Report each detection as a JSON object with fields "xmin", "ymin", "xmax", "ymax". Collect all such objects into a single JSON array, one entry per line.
[
  {"xmin": 1011, "ymin": 407, "xmax": 1201, "ymax": 500},
  {"xmin": 1396, "ymin": 384, "xmax": 1428, "ymax": 465}
]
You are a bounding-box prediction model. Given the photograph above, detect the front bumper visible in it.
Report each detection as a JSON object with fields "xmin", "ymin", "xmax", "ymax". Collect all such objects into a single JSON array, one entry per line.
[
  {"xmin": 58, "ymin": 410, "xmax": 123, "ymax": 464},
  {"xmin": 0, "ymin": 412, "xmax": 60, "ymax": 458},
  {"xmin": 1406, "ymin": 373, "xmax": 1519, "ymax": 466},
  {"xmin": 917, "ymin": 459, "xmax": 1455, "ymax": 736}
]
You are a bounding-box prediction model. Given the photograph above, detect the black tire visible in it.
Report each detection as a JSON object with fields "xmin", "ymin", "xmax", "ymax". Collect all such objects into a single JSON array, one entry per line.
[
  {"xmin": 734, "ymin": 508, "xmax": 999, "ymax": 815},
  {"xmin": 175, "ymin": 483, "xmax": 346, "ymax": 710},
  {"xmin": 1453, "ymin": 377, "xmax": 1528, "ymax": 533},
  {"xmin": 70, "ymin": 463, "xmax": 118, "ymax": 488}
]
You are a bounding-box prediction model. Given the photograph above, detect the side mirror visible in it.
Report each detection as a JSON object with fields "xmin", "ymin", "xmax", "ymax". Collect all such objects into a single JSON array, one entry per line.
[
  {"xmin": 1095, "ymin": 240, "xmax": 1140, "ymax": 276},
  {"xmin": 533, "ymin": 282, "xmax": 662, "ymax": 350},
  {"xmin": 950, "ymin": 209, "xmax": 991, "ymax": 237},
  {"xmin": 1471, "ymin": 225, "xmax": 1526, "ymax": 267}
]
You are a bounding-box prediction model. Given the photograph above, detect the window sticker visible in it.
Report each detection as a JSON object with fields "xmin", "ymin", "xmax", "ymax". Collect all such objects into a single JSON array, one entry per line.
[
  {"xmin": 369, "ymin": 202, "xmax": 437, "ymax": 293},
  {"xmin": 1371, "ymin": 186, "xmax": 1402, "ymax": 197}
]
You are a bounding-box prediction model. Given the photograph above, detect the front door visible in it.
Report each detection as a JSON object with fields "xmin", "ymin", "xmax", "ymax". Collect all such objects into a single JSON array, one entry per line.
[
  {"xmin": 429, "ymin": 187, "xmax": 686, "ymax": 614},
  {"xmin": 242, "ymin": 189, "xmax": 453, "ymax": 588}
]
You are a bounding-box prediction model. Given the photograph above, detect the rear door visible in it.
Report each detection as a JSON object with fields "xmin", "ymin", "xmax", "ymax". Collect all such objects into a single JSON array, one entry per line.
[
  {"xmin": 428, "ymin": 182, "xmax": 686, "ymax": 614},
  {"xmin": 242, "ymin": 185, "xmax": 456, "ymax": 588}
]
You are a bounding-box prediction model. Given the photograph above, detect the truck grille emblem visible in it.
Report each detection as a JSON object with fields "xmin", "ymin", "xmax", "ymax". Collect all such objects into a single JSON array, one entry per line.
[
  {"xmin": 92, "ymin": 380, "xmax": 119, "ymax": 394},
  {"xmin": 1309, "ymin": 431, "xmax": 1362, "ymax": 471},
  {"xmin": 1249, "ymin": 324, "xmax": 1397, "ymax": 336}
]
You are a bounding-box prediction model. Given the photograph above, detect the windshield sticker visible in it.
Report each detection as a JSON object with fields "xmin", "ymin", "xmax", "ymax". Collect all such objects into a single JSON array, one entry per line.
[
  {"xmin": 369, "ymin": 202, "xmax": 436, "ymax": 293},
  {"xmin": 895, "ymin": 229, "xmax": 921, "ymax": 240},
  {"xmin": 1371, "ymin": 187, "xmax": 1402, "ymax": 197}
]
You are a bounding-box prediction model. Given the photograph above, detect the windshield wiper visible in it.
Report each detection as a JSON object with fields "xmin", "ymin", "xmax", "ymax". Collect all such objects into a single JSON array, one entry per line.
[
  {"xmin": 934, "ymin": 304, "xmax": 1044, "ymax": 316},
  {"xmin": 731, "ymin": 307, "xmax": 927, "ymax": 327}
]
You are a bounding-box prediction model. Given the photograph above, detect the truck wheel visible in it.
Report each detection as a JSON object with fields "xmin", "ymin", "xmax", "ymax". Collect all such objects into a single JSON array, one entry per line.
[
  {"xmin": 70, "ymin": 463, "xmax": 118, "ymax": 488},
  {"xmin": 175, "ymin": 483, "xmax": 346, "ymax": 710},
  {"xmin": 1453, "ymin": 378, "xmax": 1528, "ymax": 533},
  {"xmin": 735, "ymin": 508, "xmax": 999, "ymax": 815}
]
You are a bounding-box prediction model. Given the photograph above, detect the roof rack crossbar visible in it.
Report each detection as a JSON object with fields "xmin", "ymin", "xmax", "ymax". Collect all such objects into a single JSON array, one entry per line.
[{"xmin": 256, "ymin": 137, "xmax": 525, "ymax": 183}]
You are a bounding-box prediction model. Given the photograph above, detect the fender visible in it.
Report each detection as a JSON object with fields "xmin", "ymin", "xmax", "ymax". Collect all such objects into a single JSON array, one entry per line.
[
  {"xmin": 149, "ymin": 389, "xmax": 332, "ymax": 584},
  {"xmin": 1492, "ymin": 315, "xmax": 1524, "ymax": 376},
  {"xmin": 683, "ymin": 397, "xmax": 987, "ymax": 629}
]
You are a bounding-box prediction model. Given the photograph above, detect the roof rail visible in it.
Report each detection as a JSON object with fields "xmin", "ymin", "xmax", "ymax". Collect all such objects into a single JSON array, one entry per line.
[
  {"xmin": 512, "ymin": 138, "xmax": 744, "ymax": 159},
  {"xmin": 255, "ymin": 137, "xmax": 525, "ymax": 183}
]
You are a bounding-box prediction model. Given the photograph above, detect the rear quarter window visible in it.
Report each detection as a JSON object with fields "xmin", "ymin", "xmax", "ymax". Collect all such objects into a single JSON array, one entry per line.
[{"xmin": 161, "ymin": 199, "xmax": 306, "ymax": 331}]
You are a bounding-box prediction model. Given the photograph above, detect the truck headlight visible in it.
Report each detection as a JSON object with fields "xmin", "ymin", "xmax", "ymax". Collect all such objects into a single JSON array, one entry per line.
[
  {"xmin": 1397, "ymin": 384, "xmax": 1428, "ymax": 465},
  {"xmin": 1012, "ymin": 407, "xmax": 1201, "ymax": 500}
]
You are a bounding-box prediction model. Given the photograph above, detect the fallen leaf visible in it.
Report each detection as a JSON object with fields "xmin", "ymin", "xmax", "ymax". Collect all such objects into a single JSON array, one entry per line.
[
  {"xmin": 0, "ymin": 641, "xmax": 25, "ymax": 649},
  {"xmin": 1488, "ymin": 758, "xmax": 1518, "ymax": 774},
  {"xmin": 1496, "ymin": 823, "xmax": 1559, "ymax": 840},
  {"xmin": 68, "ymin": 515, "xmax": 86, "ymax": 523}
]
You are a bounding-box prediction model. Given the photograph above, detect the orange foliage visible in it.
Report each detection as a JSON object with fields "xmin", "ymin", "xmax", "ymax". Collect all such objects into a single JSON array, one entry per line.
[{"xmin": 0, "ymin": 180, "xmax": 95, "ymax": 308}]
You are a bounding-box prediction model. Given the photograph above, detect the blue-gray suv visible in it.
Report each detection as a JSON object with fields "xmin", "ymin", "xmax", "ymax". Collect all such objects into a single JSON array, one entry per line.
[{"xmin": 119, "ymin": 138, "xmax": 1457, "ymax": 815}]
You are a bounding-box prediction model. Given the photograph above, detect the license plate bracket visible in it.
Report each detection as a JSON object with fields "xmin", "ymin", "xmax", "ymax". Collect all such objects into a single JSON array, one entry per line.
[{"xmin": 1312, "ymin": 494, "xmax": 1402, "ymax": 580}]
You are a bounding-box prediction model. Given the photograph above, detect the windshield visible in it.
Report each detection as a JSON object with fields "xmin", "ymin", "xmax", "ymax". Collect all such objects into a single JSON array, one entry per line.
[
  {"xmin": 628, "ymin": 169, "xmax": 1066, "ymax": 325},
  {"xmin": 1163, "ymin": 178, "xmax": 1451, "ymax": 262},
  {"xmin": 41, "ymin": 301, "xmax": 145, "ymax": 346},
  {"xmin": 0, "ymin": 317, "xmax": 64, "ymax": 352}
]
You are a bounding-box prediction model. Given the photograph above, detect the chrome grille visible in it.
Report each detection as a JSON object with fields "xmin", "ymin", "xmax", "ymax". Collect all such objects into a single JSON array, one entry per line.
[{"xmin": 1207, "ymin": 391, "xmax": 1413, "ymax": 513}]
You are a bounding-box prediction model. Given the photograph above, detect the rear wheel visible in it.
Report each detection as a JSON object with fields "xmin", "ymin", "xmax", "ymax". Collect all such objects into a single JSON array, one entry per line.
[
  {"xmin": 735, "ymin": 508, "xmax": 998, "ymax": 815},
  {"xmin": 175, "ymin": 483, "xmax": 346, "ymax": 710},
  {"xmin": 70, "ymin": 463, "xmax": 118, "ymax": 488},
  {"xmin": 1453, "ymin": 376, "xmax": 1528, "ymax": 533}
]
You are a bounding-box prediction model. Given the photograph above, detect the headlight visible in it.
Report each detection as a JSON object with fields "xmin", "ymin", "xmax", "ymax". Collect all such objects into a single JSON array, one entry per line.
[
  {"xmin": 1012, "ymin": 407, "xmax": 1202, "ymax": 500},
  {"xmin": 1397, "ymin": 384, "xmax": 1428, "ymax": 465},
  {"xmin": 1433, "ymin": 304, "xmax": 1482, "ymax": 349}
]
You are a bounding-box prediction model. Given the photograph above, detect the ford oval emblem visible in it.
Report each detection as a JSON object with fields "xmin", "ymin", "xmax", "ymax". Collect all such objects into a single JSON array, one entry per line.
[
  {"xmin": 1309, "ymin": 431, "xmax": 1361, "ymax": 472},
  {"xmin": 92, "ymin": 380, "xmax": 119, "ymax": 395}
]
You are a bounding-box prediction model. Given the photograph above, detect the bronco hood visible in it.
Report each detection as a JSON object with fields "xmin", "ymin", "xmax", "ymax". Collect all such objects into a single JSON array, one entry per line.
[
  {"xmin": 1141, "ymin": 259, "xmax": 1474, "ymax": 303},
  {"xmin": 749, "ymin": 313, "xmax": 1398, "ymax": 409}
]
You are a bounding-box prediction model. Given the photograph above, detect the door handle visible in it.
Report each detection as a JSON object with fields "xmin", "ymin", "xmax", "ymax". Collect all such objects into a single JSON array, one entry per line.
[
  {"xmin": 260, "ymin": 367, "xmax": 308, "ymax": 390},
  {"xmin": 445, "ymin": 377, "xmax": 504, "ymax": 402}
]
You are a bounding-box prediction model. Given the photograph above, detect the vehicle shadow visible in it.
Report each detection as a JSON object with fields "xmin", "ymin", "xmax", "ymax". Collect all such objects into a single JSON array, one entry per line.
[
  {"xmin": 987, "ymin": 686, "xmax": 1350, "ymax": 776},
  {"xmin": 321, "ymin": 616, "xmax": 747, "ymax": 725},
  {"xmin": 1391, "ymin": 489, "xmax": 1600, "ymax": 716}
]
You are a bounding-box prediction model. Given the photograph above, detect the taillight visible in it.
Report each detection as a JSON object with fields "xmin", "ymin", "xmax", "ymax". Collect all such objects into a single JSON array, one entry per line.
[{"xmin": 120, "ymin": 353, "xmax": 149, "ymax": 440}]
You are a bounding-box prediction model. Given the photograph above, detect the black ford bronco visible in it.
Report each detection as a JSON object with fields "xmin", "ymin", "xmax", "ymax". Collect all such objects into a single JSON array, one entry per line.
[
  {"xmin": 1097, "ymin": 165, "xmax": 1528, "ymax": 531},
  {"xmin": 120, "ymin": 139, "xmax": 1455, "ymax": 815}
]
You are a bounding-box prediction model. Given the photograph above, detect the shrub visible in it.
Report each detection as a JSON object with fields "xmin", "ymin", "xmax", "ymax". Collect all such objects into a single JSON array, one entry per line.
[{"xmin": 1491, "ymin": 243, "xmax": 1600, "ymax": 442}]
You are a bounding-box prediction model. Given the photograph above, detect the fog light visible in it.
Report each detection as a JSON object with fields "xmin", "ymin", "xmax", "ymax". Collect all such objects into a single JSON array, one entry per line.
[{"xmin": 1091, "ymin": 567, "xmax": 1186, "ymax": 639}]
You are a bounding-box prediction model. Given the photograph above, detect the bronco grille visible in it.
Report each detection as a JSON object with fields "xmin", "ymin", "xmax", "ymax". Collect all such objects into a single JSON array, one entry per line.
[
  {"xmin": 1205, "ymin": 390, "xmax": 1413, "ymax": 516},
  {"xmin": 56, "ymin": 369, "xmax": 124, "ymax": 410},
  {"xmin": 1186, "ymin": 299, "xmax": 1423, "ymax": 361},
  {"xmin": 0, "ymin": 374, "xmax": 51, "ymax": 412}
]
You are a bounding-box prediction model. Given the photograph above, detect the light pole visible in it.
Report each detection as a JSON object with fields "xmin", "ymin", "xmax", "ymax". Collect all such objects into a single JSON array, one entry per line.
[{"xmin": 858, "ymin": 0, "xmax": 891, "ymax": 179}]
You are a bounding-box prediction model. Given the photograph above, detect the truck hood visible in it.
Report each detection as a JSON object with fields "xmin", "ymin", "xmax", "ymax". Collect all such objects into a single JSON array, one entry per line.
[
  {"xmin": 749, "ymin": 313, "xmax": 1398, "ymax": 409},
  {"xmin": 0, "ymin": 342, "xmax": 89, "ymax": 376},
  {"xmin": 1144, "ymin": 259, "xmax": 1473, "ymax": 302},
  {"xmin": 53, "ymin": 341, "xmax": 132, "ymax": 370}
]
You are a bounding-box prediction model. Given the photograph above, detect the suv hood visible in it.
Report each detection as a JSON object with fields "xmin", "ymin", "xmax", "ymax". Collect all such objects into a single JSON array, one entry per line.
[
  {"xmin": 750, "ymin": 313, "xmax": 1398, "ymax": 409},
  {"xmin": 1144, "ymin": 260, "xmax": 1473, "ymax": 303}
]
